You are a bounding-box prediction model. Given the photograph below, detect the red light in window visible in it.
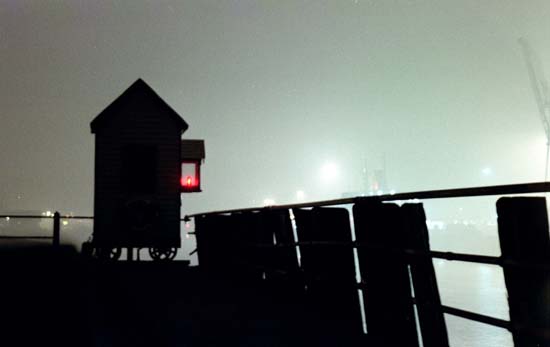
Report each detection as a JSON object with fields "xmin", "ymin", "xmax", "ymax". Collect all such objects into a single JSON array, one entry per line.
[{"xmin": 180, "ymin": 176, "xmax": 193, "ymax": 187}]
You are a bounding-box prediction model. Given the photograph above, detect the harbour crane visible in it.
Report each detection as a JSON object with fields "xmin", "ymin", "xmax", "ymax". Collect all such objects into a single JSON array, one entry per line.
[{"xmin": 518, "ymin": 37, "xmax": 550, "ymax": 181}]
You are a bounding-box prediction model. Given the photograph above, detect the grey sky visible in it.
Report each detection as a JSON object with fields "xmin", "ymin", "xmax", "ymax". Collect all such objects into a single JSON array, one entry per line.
[{"xmin": 2, "ymin": 0, "xmax": 550, "ymax": 214}]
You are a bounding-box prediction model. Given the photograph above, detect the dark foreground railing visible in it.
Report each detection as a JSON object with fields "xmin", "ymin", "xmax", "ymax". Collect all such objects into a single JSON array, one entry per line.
[
  {"xmin": 0, "ymin": 213, "xmax": 61, "ymax": 247},
  {"xmin": 187, "ymin": 182, "xmax": 550, "ymax": 347},
  {"xmin": 0, "ymin": 213, "xmax": 95, "ymax": 247}
]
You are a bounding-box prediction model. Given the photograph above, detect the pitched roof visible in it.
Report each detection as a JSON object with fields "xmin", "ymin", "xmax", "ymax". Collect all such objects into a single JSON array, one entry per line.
[{"xmin": 90, "ymin": 78, "xmax": 189, "ymax": 133}]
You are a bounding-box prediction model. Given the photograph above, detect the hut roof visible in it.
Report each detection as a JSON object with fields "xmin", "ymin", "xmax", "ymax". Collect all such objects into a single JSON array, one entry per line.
[
  {"xmin": 90, "ymin": 78, "xmax": 189, "ymax": 133},
  {"xmin": 181, "ymin": 139, "xmax": 205, "ymax": 161}
]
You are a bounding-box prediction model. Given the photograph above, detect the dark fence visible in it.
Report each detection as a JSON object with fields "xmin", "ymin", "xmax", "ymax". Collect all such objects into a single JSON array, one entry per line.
[
  {"xmin": 187, "ymin": 182, "xmax": 550, "ymax": 347},
  {"xmin": 0, "ymin": 213, "xmax": 95, "ymax": 247},
  {"xmin": 0, "ymin": 212, "xmax": 61, "ymax": 246}
]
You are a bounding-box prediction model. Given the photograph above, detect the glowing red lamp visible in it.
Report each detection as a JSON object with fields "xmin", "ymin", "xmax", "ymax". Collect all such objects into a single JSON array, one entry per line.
[{"xmin": 181, "ymin": 139, "xmax": 205, "ymax": 193}]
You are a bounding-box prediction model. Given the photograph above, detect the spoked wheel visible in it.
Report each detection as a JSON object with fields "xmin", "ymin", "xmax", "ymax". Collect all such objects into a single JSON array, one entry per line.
[
  {"xmin": 95, "ymin": 247, "xmax": 122, "ymax": 261},
  {"xmin": 149, "ymin": 247, "xmax": 177, "ymax": 261}
]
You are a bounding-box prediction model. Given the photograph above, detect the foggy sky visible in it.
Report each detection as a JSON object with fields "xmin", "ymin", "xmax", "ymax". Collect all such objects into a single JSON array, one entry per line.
[{"xmin": 2, "ymin": 0, "xmax": 550, "ymax": 215}]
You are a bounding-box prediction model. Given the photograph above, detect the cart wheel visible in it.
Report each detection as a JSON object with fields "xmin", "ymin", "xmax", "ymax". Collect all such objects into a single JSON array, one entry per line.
[
  {"xmin": 96, "ymin": 247, "xmax": 122, "ymax": 261},
  {"xmin": 149, "ymin": 247, "xmax": 177, "ymax": 261}
]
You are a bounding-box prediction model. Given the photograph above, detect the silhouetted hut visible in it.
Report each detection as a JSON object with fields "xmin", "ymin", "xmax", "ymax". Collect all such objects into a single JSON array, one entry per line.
[{"xmin": 90, "ymin": 79, "xmax": 188, "ymax": 260}]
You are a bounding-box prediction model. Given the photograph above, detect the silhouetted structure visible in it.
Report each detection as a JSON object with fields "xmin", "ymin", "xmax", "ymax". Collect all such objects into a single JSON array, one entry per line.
[
  {"xmin": 190, "ymin": 182, "xmax": 550, "ymax": 346},
  {"xmin": 497, "ymin": 197, "xmax": 550, "ymax": 347},
  {"xmin": 90, "ymin": 79, "xmax": 189, "ymax": 260},
  {"xmin": 2, "ymin": 180, "xmax": 550, "ymax": 345}
]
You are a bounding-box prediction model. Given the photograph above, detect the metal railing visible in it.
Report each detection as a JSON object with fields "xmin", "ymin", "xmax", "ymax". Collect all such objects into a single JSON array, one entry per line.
[
  {"xmin": 187, "ymin": 181, "xmax": 550, "ymax": 218},
  {"xmin": 0, "ymin": 212, "xmax": 193, "ymax": 248},
  {"xmin": 0, "ymin": 213, "xmax": 60, "ymax": 246},
  {"xmin": 0, "ymin": 213, "xmax": 96, "ymax": 247},
  {"xmin": 2, "ymin": 182, "xmax": 549, "ymax": 341},
  {"xmin": 186, "ymin": 181, "xmax": 550, "ymax": 344}
]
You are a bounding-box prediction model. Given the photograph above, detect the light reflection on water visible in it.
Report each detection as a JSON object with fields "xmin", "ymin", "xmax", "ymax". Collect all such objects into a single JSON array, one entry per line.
[
  {"xmin": 434, "ymin": 260, "xmax": 513, "ymax": 347},
  {"xmin": 429, "ymin": 217, "xmax": 513, "ymax": 347}
]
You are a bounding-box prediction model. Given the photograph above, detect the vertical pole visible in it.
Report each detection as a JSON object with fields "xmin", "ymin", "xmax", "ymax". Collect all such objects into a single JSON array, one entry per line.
[
  {"xmin": 196, "ymin": 161, "xmax": 201, "ymax": 191},
  {"xmin": 545, "ymin": 141, "xmax": 549, "ymax": 182},
  {"xmin": 53, "ymin": 211, "xmax": 60, "ymax": 248},
  {"xmin": 353, "ymin": 201, "xmax": 419, "ymax": 347},
  {"xmin": 497, "ymin": 197, "xmax": 550, "ymax": 346},
  {"xmin": 402, "ymin": 203, "xmax": 449, "ymax": 347}
]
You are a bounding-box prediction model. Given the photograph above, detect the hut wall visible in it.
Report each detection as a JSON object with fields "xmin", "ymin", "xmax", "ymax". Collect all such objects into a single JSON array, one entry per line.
[{"xmin": 93, "ymin": 93, "xmax": 182, "ymax": 247}]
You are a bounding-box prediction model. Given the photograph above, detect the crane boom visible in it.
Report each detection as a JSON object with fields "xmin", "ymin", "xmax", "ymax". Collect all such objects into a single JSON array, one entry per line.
[
  {"xmin": 518, "ymin": 37, "xmax": 550, "ymax": 181},
  {"xmin": 518, "ymin": 38, "xmax": 550, "ymax": 137}
]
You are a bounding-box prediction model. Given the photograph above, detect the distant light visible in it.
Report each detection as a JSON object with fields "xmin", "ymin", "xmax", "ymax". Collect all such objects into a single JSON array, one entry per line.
[
  {"xmin": 45, "ymin": 211, "xmax": 52, "ymax": 217},
  {"xmin": 263, "ymin": 198, "xmax": 276, "ymax": 206},
  {"xmin": 186, "ymin": 176, "xmax": 192, "ymax": 187},
  {"xmin": 389, "ymin": 189, "xmax": 396, "ymax": 195},
  {"xmin": 481, "ymin": 167, "xmax": 493, "ymax": 176},
  {"xmin": 296, "ymin": 190, "xmax": 305, "ymax": 201},
  {"xmin": 376, "ymin": 190, "xmax": 383, "ymax": 196},
  {"xmin": 62, "ymin": 220, "xmax": 68, "ymax": 226},
  {"xmin": 5, "ymin": 217, "xmax": 9, "ymax": 221},
  {"xmin": 320, "ymin": 162, "xmax": 339, "ymax": 183}
]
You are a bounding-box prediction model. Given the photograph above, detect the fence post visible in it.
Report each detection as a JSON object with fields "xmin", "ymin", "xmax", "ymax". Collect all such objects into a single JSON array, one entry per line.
[
  {"xmin": 497, "ymin": 197, "xmax": 550, "ymax": 346},
  {"xmin": 402, "ymin": 203, "xmax": 449, "ymax": 347},
  {"xmin": 353, "ymin": 200, "xmax": 419, "ymax": 347},
  {"xmin": 53, "ymin": 212, "xmax": 60, "ymax": 248}
]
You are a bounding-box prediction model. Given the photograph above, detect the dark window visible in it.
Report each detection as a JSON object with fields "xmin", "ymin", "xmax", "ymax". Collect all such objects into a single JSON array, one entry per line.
[{"xmin": 121, "ymin": 144, "xmax": 157, "ymax": 194}]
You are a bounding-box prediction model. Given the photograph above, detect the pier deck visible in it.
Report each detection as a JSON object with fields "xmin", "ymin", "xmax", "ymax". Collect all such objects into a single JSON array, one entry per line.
[{"xmin": 0, "ymin": 247, "xmax": 369, "ymax": 347}]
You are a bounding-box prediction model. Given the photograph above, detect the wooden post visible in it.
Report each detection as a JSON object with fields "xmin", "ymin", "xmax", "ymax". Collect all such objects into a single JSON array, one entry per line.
[
  {"xmin": 401, "ymin": 203, "xmax": 449, "ymax": 347},
  {"xmin": 353, "ymin": 200, "xmax": 419, "ymax": 347},
  {"xmin": 293, "ymin": 207, "xmax": 363, "ymax": 338},
  {"xmin": 52, "ymin": 212, "xmax": 60, "ymax": 248},
  {"xmin": 497, "ymin": 197, "xmax": 550, "ymax": 346}
]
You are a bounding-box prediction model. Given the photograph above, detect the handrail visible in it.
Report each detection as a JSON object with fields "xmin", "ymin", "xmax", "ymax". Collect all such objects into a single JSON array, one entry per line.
[
  {"xmin": 186, "ymin": 181, "xmax": 550, "ymax": 218},
  {"xmin": 189, "ymin": 181, "xmax": 550, "ymax": 341},
  {"xmin": 0, "ymin": 212, "xmax": 67, "ymax": 246},
  {"xmin": 0, "ymin": 236, "xmax": 53, "ymax": 239},
  {"xmin": 0, "ymin": 215, "xmax": 94, "ymax": 220},
  {"xmin": 0, "ymin": 215, "xmax": 53, "ymax": 219}
]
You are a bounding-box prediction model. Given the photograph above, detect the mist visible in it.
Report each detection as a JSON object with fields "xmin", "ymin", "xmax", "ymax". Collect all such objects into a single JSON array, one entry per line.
[{"xmin": 1, "ymin": 0, "xmax": 549, "ymax": 217}]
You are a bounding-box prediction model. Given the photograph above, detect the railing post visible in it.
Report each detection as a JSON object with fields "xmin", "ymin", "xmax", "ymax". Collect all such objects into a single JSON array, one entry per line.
[
  {"xmin": 402, "ymin": 203, "xmax": 449, "ymax": 347},
  {"xmin": 53, "ymin": 211, "xmax": 60, "ymax": 248},
  {"xmin": 353, "ymin": 200, "xmax": 419, "ymax": 347},
  {"xmin": 497, "ymin": 197, "xmax": 550, "ymax": 346}
]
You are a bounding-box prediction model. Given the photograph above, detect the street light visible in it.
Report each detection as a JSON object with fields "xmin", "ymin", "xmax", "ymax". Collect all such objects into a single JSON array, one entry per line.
[
  {"xmin": 481, "ymin": 167, "xmax": 493, "ymax": 176},
  {"xmin": 320, "ymin": 162, "xmax": 339, "ymax": 183}
]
